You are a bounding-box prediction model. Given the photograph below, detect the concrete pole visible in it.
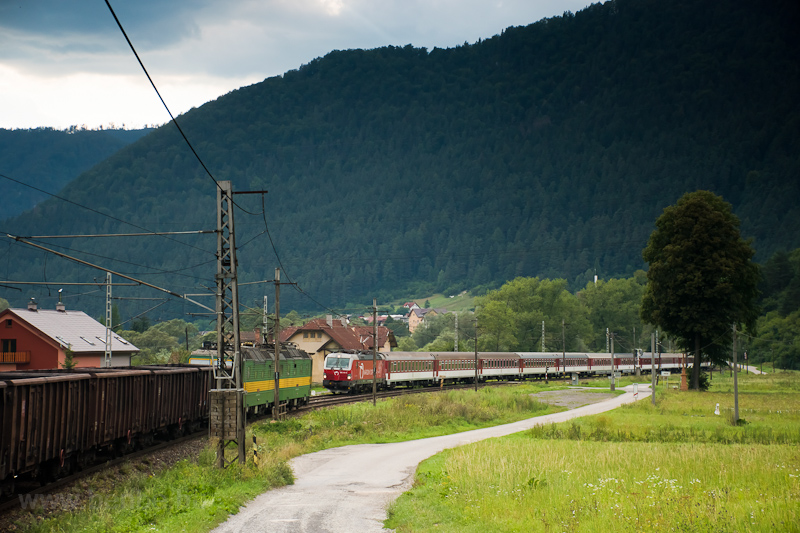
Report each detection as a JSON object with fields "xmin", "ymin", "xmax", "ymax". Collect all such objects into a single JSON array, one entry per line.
[
  {"xmin": 273, "ymin": 268, "xmax": 281, "ymax": 420},
  {"xmin": 733, "ymin": 324, "xmax": 739, "ymax": 423},
  {"xmin": 373, "ymin": 298, "xmax": 377, "ymax": 406},
  {"xmin": 474, "ymin": 317, "xmax": 478, "ymax": 392},
  {"xmin": 610, "ymin": 333, "xmax": 615, "ymax": 392},
  {"xmin": 454, "ymin": 312, "xmax": 458, "ymax": 352},
  {"xmin": 651, "ymin": 332, "xmax": 656, "ymax": 406}
]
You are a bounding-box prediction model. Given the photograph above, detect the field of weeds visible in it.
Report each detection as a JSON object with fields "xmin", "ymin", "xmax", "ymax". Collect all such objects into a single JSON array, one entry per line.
[{"xmin": 386, "ymin": 371, "xmax": 800, "ymax": 532}]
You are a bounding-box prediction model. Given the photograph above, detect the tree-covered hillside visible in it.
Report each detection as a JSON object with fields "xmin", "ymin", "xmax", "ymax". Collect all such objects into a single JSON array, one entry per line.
[
  {"xmin": 1, "ymin": 0, "xmax": 798, "ymax": 321},
  {"xmin": 0, "ymin": 127, "xmax": 152, "ymax": 219}
]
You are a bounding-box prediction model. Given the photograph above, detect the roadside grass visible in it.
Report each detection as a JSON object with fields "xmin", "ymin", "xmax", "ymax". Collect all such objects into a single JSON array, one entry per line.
[
  {"xmin": 19, "ymin": 383, "xmax": 561, "ymax": 532},
  {"xmin": 21, "ymin": 449, "xmax": 293, "ymax": 533},
  {"xmin": 386, "ymin": 439, "xmax": 799, "ymax": 532},
  {"xmin": 386, "ymin": 371, "xmax": 800, "ymax": 532}
]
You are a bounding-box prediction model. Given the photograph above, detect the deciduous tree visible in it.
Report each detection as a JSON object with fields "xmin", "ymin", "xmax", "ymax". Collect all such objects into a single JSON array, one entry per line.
[{"xmin": 641, "ymin": 191, "xmax": 760, "ymax": 389}]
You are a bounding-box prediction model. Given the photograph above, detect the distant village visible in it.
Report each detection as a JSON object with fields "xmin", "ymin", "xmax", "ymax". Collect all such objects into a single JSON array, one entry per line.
[{"xmin": 0, "ymin": 298, "xmax": 451, "ymax": 385}]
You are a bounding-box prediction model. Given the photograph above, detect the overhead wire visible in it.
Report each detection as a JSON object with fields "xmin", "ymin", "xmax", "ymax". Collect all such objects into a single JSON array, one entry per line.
[
  {"xmin": 0, "ymin": 172, "xmax": 214, "ymax": 255},
  {"xmin": 3, "ymin": 235, "xmax": 212, "ymax": 283},
  {"xmin": 103, "ymin": 0, "xmax": 257, "ymax": 216}
]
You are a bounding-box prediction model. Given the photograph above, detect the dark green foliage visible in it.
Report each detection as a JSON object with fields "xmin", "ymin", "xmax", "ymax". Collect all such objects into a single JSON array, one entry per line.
[
  {"xmin": 750, "ymin": 309, "xmax": 800, "ymax": 369},
  {"xmin": 476, "ymin": 277, "xmax": 591, "ymax": 352},
  {"xmin": 760, "ymin": 249, "xmax": 800, "ymax": 317},
  {"xmin": 1, "ymin": 0, "xmax": 799, "ymax": 320},
  {"xmin": 131, "ymin": 315, "xmax": 151, "ymax": 333},
  {"xmin": 0, "ymin": 127, "xmax": 151, "ymax": 218},
  {"xmin": 641, "ymin": 191, "xmax": 761, "ymax": 388},
  {"xmin": 384, "ymin": 315, "xmax": 410, "ymax": 338},
  {"xmin": 687, "ymin": 366, "xmax": 710, "ymax": 391}
]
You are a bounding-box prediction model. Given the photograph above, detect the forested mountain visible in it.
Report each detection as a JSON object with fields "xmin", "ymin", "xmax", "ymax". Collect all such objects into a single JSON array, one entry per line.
[
  {"xmin": 1, "ymin": 0, "xmax": 798, "ymax": 322},
  {"xmin": 0, "ymin": 127, "xmax": 152, "ymax": 219}
]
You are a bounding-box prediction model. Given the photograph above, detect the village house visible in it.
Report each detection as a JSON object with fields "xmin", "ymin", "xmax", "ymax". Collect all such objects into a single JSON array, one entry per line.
[
  {"xmin": 280, "ymin": 315, "xmax": 397, "ymax": 384},
  {"xmin": 0, "ymin": 299, "xmax": 138, "ymax": 370},
  {"xmin": 407, "ymin": 307, "xmax": 449, "ymax": 333}
]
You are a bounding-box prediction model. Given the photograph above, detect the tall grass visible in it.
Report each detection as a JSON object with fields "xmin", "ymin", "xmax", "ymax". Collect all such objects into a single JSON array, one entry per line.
[
  {"xmin": 386, "ymin": 371, "xmax": 800, "ymax": 532},
  {"xmin": 19, "ymin": 384, "xmax": 559, "ymax": 532},
  {"xmin": 386, "ymin": 439, "xmax": 800, "ymax": 532}
]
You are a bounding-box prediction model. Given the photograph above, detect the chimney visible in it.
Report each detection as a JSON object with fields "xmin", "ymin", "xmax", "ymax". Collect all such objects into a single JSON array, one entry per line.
[
  {"xmin": 56, "ymin": 289, "xmax": 65, "ymax": 312},
  {"xmin": 326, "ymin": 315, "xmax": 333, "ymax": 328},
  {"xmin": 27, "ymin": 298, "xmax": 37, "ymax": 311}
]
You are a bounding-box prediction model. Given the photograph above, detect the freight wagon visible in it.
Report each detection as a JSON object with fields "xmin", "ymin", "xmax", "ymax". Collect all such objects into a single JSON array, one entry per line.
[{"xmin": 0, "ymin": 365, "xmax": 211, "ymax": 494}]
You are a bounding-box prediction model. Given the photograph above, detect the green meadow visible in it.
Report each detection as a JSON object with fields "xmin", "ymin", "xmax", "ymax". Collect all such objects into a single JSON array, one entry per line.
[
  {"xmin": 18, "ymin": 383, "xmax": 563, "ymax": 532},
  {"xmin": 385, "ymin": 371, "xmax": 800, "ymax": 532}
]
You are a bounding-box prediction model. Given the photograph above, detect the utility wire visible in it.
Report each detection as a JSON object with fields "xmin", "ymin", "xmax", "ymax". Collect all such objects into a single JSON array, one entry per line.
[
  {"xmin": 6, "ymin": 235, "xmax": 214, "ymax": 312},
  {"xmin": 104, "ymin": 0, "xmax": 259, "ymax": 214},
  {"xmin": 104, "ymin": 0, "xmax": 221, "ymax": 191},
  {"xmin": 25, "ymin": 230, "xmax": 215, "ymax": 239},
  {"xmin": 254, "ymin": 193, "xmax": 349, "ymax": 319},
  {"xmin": 2, "ymin": 234, "xmax": 211, "ymax": 282},
  {"xmin": 0, "ymin": 172, "xmax": 214, "ymax": 255}
]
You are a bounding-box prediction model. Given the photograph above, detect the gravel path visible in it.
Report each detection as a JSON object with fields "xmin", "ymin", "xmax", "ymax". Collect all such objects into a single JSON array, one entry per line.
[
  {"xmin": 529, "ymin": 388, "xmax": 621, "ymax": 409},
  {"xmin": 212, "ymin": 384, "xmax": 651, "ymax": 533}
]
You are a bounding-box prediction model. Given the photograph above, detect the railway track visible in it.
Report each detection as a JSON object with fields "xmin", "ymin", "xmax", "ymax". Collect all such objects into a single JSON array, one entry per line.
[
  {"xmin": 1, "ymin": 377, "xmax": 568, "ymax": 516},
  {"xmin": 299, "ymin": 378, "xmax": 567, "ymax": 411}
]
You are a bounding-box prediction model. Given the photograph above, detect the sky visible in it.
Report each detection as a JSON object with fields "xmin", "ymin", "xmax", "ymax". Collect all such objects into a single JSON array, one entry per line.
[{"xmin": 0, "ymin": 0, "xmax": 590, "ymax": 130}]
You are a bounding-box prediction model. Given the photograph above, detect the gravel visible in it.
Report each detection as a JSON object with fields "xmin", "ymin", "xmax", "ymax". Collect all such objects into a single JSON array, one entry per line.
[
  {"xmin": 530, "ymin": 388, "xmax": 620, "ymax": 409},
  {"xmin": 0, "ymin": 436, "xmax": 209, "ymax": 531}
]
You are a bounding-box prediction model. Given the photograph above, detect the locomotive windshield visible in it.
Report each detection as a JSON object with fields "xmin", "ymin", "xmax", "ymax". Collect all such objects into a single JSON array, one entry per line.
[{"xmin": 325, "ymin": 356, "xmax": 350, "ymax": 369}]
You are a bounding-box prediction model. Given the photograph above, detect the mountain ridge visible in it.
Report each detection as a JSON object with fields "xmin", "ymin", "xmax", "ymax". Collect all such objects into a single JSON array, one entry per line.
[{"xmin": 1, "ymin": 0, "xmax": 798, "ymax": 320}]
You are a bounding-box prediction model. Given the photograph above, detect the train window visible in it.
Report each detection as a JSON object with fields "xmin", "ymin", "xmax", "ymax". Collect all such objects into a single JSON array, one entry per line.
[{"xmin": 325, "ymin": 357, "xmax": 350, "ymax": 370}]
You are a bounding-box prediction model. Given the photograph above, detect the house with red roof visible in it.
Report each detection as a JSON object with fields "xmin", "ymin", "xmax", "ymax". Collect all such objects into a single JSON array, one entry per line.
[
  {"xmin": 280, "ymin": 315, "xmax": 397, "ymax": 383},
  {"xmin": 0, "ymin": 299, "xmax": 139, "ymax": 370}
]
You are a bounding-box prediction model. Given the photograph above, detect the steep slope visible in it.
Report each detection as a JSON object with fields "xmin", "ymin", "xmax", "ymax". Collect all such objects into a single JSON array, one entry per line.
[
  {"xmin": 0, "ymin": 127, "xmax": 152, "ymax": 219},
  {"xmin": 1, "ymin": 0, "xmax": 798, "ymax": 319}
]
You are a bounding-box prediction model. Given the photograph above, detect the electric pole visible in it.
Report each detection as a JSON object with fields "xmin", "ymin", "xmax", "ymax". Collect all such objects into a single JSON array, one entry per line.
[
  {"xmin": 274, "ymin": 268, "xmax": 281, "ymax": 420},
  {"xmin": 268, "ymin": 294, "xmax": 269, "ymax": 344},
  {"xmin": 733, "ymin": 323, "xmax": 739, "ymax": 423},
  {"xmin": 474, "ymin": 316, "xmax": 479, "ymax": 392},
  {"xmin": 651, "ymin": 332, "xmax": 656, "ymax": 406},
  {"xmin": 104, "ymin": 272, "xmax": 112, "ymax": 367},
  {"xmin": 541, "ymin": 321, "xmax": 545, "ymax": 352},
  {"xmin": 210, "ymin": 180, "xmax": 244, "ymax": 467},
  {"xmin": 373, "ymin": 298, "xmax": 378, "ymax": 406},
  {"xmin": 610, "ymin": 332, "xmax": 615, "ymax": 392},
  {"xmin": 454, "ymin": 312, "xmax": 458, "ymax": 352}
]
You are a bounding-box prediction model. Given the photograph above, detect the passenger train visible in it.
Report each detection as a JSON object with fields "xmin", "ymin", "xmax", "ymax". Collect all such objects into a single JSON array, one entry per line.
[{"xmin": 323, "ymin": 350, "xmax": 701, "ymax": 393}]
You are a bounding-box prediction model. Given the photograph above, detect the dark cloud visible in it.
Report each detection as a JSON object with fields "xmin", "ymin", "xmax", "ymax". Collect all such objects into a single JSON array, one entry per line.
[
  {"xmin": 0, "ymin": 0, "xmax": 590, "ymax": 128},
  {"xmin": 0, "ymin": 0, "xmax": 208, "ymax": 45}
]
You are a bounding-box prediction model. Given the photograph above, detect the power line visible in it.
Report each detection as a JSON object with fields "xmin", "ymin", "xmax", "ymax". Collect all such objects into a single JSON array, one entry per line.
[
  {"xmin": 104, "ymin": 0, "xmax": 222, "ymax": 192},
  {"xmin": 0, "ymin": 172, "xmax": 214, "ymax": 255},
  {"xmin": 2, "ymin": 234, "xmax": 212, "ymax": 282},
  {"xmin": 104, "ymin": 0, "xmax": 261, "ymax": 219},
  {"xmin": 24, "ymin": 230, "xmax": 215, "ymax": 239},
  {"xmin": 6, "ymin": 235, "xmax": 214, "ymax": 312}
]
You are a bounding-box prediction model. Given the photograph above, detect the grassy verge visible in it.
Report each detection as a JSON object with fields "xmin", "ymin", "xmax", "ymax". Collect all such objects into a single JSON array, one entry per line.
[
  {"xmin": 386, "ymin": 439, "xmax": 799, "ymax": 532},
  {"xmin": 386, "ymin": 372, "xmax": 800, "ymax": 532},
  {"xmin": 18, "ymin": 383, "xmax": 563, "ymax": 532}
]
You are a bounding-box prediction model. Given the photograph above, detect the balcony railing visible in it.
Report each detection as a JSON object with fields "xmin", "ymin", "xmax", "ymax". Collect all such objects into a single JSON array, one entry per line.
[{"xmin": 0, "ymin": 351, "xmax": 31, "ymax": 364}]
